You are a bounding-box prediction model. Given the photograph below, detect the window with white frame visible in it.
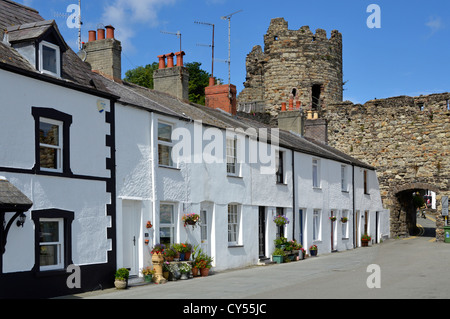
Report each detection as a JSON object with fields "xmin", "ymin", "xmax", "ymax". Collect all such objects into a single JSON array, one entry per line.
[
  {"xmin": 228, "ymin": 204, "xmax": 240, "ymax": 245},
  {"xmin": 341, "ymin": 165, "xmax": 348, "ymax": 192},
  {"xmin": 158, "ymin": 122, "xmax": 174, "ymax": 167},
  {"xmin": 39, "ymin": 41, "xmax": 61, "ymax": 77},
  {"xmin": 39, "ymin": 218, "xmax": 64, "ymax": 271},
  {"xmin": 341, "ymin": 210, "xmax": 349, "ymax": 239},
  {"xmin": 226, "ymin": 138, "xmax": 238, "ymax": 175},
  {"xmin": 312, "ymin": 159, "xmax": 321, "ymax": 188},
  {"xmin": 313, "ymin": 209, "xmax": 321, "ymax": 241},
  {"xmin": 160, "ymin": 204, "xmax": 176, "ymax": 246},
  {"xmin": 39, "ymin": 118, "xmax": 63, "ymax": 172}
]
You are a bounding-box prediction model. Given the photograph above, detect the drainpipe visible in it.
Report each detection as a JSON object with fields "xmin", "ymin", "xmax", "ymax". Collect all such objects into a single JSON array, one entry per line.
[
  {"xmin": 352, "ymin": 164, "xmax": 356, "ymax": 248},
  {"xmin": 292, "ymin": 150, "xmax": 296, "ymax": 241}
]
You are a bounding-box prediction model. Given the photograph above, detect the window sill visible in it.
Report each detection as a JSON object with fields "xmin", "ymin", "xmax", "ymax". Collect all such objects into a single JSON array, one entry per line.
[
  {"xmin": 276, "ymin": 182, "xmax": 287, "ymax": 186},
  {"xmin": 228, "ymin": 245, "xmax": 244, "ymax": 248},
  {"xmin": 341, "ymin": 190, "xmax": 349, "ymax": 194},
  {"xmin": 159, "ymin": 165, "xmax": 180, "ymax": 171},
  {"xmin": 227, "ymin": 174, "xmax": 243, "ymax": 179},
  {"xmin": 313, "ymin": 187, "xmax": 322, "ymax": 191}
]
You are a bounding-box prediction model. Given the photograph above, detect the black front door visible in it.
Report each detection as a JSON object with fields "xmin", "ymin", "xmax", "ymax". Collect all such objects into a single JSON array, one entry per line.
[{"xmin": 259, "ymin": 207, "xmax": 266, "ymax": 258}]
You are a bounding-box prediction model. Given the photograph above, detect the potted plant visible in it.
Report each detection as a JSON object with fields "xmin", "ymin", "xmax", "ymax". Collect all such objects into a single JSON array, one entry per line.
[
  {"xmin": 167, "ymin": 262, "xmax": 180, "ymax": 281},
  {"xmin": 272, "ymin": 248, "xmax": 286, "ymax": 264},
  {"xmin": 361, "ymin": 234, "xmax": 371, "ymax": 247},
  {"xmin": 195, "ymin": 252, "xmax": 213, "ymax": 277},
  {"xmin": 341, "ymin": 217, "xmax": 349, "ymax": 223},
  {"xmin": 182, "ymin": 213, "xmax": 200, "ymax": 227},
  {"xmin": 274, "ymin": 236, "xmax": 287, "ymax": 249},
  {"xmin": 141, "ymin": 266, "xmax": 156, "ymax": 283},
  {"xmin": 162, "ymin": 261, "xmax": 170, "ymax": 280},
  {"xmin": 299, "ymin": 247, "xmax": 306, "ymax": 260},
  {"xmin": 164, "ymin": 246, "xmax": 177, "ymax": 262},
  {"xmin": 146, "ymin": 221, "xmax": 153, "ymax": 229},
  {"xmin": 183, "ymin": 242, "xmax": 193, "ymax": 261},
  {"xmin": 114, "ymin": 268, "xmax": 129, "ymax": 289},
  {"xmin": 309, "ymin": 245, "xmax": 318, "ymax": 257},
  {"xmin": 151, "ymin": 243, "xmax": 165, "ymax": 255},
  {"xmin": 329, "ymin": 216, "xmax": 337, "ymax": 222},
  {"xmin": 273, "ymin": 215, "xmax": 290, "ymax": 227},
  {"xmin": 179, "ymin": 263, "xmax": 192, "ymax": 280}
]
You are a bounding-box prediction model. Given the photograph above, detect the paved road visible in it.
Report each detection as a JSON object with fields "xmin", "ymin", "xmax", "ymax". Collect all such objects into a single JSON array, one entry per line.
[{"xmin": 66, "ymin": 234, "xmax": 450, "ymax": 301}]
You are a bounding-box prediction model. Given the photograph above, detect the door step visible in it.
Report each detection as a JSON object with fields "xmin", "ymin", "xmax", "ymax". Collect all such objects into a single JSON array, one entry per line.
[{"xmin": 258, "ymin": 257, "xmax": 275, "ymax": 266}]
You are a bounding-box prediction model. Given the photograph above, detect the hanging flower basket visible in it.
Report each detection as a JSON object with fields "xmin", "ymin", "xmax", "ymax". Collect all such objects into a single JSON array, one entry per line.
[
  {"xmin": 182, "ymin": 213, "xmax": 200, "ymax": 228},
  {"xmin": 273, "ymin": 215, "xmax": 290, "ymax": 227},
  {"xmin": 329, "ymin": 216, "xmax": 337, "ymax": 222},
  {"xmin": 146, "ymin": 221, "xmax": 153, "ymax": 229},
  {"xmin": 341, "ymin": 217, "xmax": 349, "ymax": 223}
]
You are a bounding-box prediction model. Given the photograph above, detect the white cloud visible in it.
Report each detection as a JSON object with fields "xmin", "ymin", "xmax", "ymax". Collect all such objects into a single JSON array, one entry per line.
[
  {"xmin": 101, "ymin": 0, "xmax": 177, "ymax": 50},
  {"xmin": 425, "ymin": 16, "xmax": 444, "ymax": 35}
]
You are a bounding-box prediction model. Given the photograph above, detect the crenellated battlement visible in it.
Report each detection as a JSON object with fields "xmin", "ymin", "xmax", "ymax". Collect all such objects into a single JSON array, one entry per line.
[{"xmin": 238, "ymin": 17, "xmax": 343, "ymax": 116}]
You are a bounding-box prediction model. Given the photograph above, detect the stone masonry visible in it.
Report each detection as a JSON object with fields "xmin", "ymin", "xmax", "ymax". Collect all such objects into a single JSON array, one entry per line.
[
  {"xmin": 238, "ymin": 18, "xmax": 343, "ymax": 116},
  {"xmin": 324, "ymin": 94, "xmax": 450, "ymax": 239}
]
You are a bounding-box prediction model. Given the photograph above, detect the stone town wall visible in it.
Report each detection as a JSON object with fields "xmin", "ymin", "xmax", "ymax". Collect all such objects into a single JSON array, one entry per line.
[
  {"xmin": 324, "ymin": 94, "xmax": 450, "ymax": 238},
  {"xmin": 238, "ymin": 18, "xmax": 343, "ymax": 116}
]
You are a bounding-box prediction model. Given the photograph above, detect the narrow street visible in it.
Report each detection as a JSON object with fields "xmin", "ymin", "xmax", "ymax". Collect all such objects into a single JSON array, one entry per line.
[{"xmin": 65, "ymin": 229, "xmax": 450, "ymax": 301}]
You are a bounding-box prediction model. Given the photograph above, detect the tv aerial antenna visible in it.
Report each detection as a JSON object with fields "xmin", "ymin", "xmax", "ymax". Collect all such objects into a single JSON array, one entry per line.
[
  {"xmin": 77, "ymin": 0, "xmax": 83, "ymax": 51},
  {"xmin": 220, "ymin": 10, "xmax": 242, "ymax": 98},
  {"xmin": 160, "ymin": 30, "xmax": 182, "ymax": 52},
  {"xmin": 194, "ymin": 21, "xmax": 215, "ymax": 83}
]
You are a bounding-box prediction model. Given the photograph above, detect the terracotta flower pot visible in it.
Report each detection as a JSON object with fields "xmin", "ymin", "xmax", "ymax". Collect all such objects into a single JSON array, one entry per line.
[
  {"xmin": 200, "ymin": 268, "xmax": 210, "ymax": 277},
  {"xmin": 192, "ymin": 267, "xmax": 199, "ymax": 277}
]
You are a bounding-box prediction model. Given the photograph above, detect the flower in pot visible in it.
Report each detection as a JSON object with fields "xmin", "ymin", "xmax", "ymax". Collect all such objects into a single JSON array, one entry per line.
[
  {"xmin": 146, "ymin": 221, "xmax": 153, "ymax": 229},
  {"xmin": 164, "ymin": 246, "xmax": 177, "ymax": 262},
  {"xmin": 309, "ymin": 245, "xmax": 318, "ymax": 257},
  {"xmin": 141, "ymin": 266, "xmax": 156, "ymax": 283},
  {"xmin": 329, "ymin": 216, "xmax": 337, "ymax": 222},
  {"xmin": 341, "ymin": 217, "xmax": 349, "ymax": 223},
  {"xmin": 179, "ymin": 263, "xmax": 192, "ymax": 280},
  {"xmin": 361, "ymin": 234, "xmax": 371, "ymax": 247},
  {"xmin": 114, "ymin": 268, "xmax": 129, "ymax": 289},
  {"xmin": 272, "ymin": 248, "xmax": 286, "ymax": 264},
  {"xmin": 273, "ymin": 215, "xmax": 290, "ymax": 227},
  {"xmin": 151, "ymin": 243, "xmax": 165, "ymax": 255},
  {"xmin": 182, "ymin": 213, "xmax": 200, "ymax": 228},
  {"xmin": 183, "ymin": 242, "xmax": 193, "ymax": 260},
  {"xmin": 195, "ymin": 252, "xmax": 213, "ymax": 276}
]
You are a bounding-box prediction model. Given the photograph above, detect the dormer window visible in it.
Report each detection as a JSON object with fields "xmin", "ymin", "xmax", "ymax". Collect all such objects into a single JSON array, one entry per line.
[
  {"xmin": 39, "ymin": 41, "xmax": 61, "ymax": 77},
  {"xmin": 5, "ymin": 20, "xmax": 67, "ymax": 78}
]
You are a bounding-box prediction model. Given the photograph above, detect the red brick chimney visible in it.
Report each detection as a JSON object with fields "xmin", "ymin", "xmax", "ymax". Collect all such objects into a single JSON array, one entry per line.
[{"xmin": 205, "ymin": 84, "xmax": 237, "ymax": 116}]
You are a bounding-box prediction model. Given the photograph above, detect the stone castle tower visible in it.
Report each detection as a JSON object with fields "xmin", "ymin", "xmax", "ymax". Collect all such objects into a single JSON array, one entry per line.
[{"xmin": 238, "ymin": 18, "xmax": 343, "ymax": 115}]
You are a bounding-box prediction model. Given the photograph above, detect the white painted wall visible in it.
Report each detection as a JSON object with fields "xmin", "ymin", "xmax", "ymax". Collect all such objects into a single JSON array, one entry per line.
[
  {"xmin": 0, "ymin": 69, "xmax": 112, "ymax": 273},
  {"xmin": 115, "ymin": 100, "xmax": 389, "ymax": 273}
]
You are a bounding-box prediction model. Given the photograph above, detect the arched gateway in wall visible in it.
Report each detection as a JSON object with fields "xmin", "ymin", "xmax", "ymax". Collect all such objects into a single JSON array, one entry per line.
[{"xmin": 325, "ymin": 94, "xmax": 450, "ymax": 241}]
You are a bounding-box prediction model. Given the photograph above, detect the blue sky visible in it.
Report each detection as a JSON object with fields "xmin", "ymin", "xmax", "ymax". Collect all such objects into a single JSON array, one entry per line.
[{"xmin": 17, "ymin": 0, "xmax": 450, "ymax": 104}]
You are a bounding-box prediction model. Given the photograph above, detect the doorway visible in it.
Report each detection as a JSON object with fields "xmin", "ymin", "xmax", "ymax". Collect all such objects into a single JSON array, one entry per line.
[
  {"xmin": 258, "ymin": 207, "xmax": 266, "ymax": 258},
  {"xmin": 122, "ymin": 200, "xmax": 142, "ymax": 277},
  {"xmin": 200, "ymin": 202, "xmax": 213, "ymax": 258}
]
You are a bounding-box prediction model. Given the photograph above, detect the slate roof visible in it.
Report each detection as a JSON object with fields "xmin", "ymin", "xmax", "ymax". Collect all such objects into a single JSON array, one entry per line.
[
  {"xmin": 0, "ymin": 178, "xmax": 33, "ymax": 212},
  {"xmin": 0, "ymin": 0, "xmax": 374, "ymax": 170},
  {"xmin": 0, "ymin": 0, "xmax": 112, "ymax": 97}
]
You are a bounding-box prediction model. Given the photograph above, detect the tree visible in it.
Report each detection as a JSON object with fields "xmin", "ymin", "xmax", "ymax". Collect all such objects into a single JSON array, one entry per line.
[
  {"xmin": 124, "ymin": 62, "xmax": 159, "ymax": 89},
  {"xmin": 123, "ymin": 61, "xmax": 217, "ymax": 105}
]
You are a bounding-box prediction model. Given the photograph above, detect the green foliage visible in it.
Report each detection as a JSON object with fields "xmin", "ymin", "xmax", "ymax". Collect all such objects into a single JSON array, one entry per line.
[
  {"xmin": 115, "ymin": 268, "xmax": 129, "ymax": 281},
  {"xmin": 123, "ymin": 61, "xmax": 219, "ymax": 106}
]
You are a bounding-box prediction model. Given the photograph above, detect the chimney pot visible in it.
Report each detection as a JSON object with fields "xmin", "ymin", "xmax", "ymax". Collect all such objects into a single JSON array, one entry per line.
[
  {"xmin": 175, "ymin": 51, "xmax": 186, "ymax": 67},
  {"xmin": 158, "ymin": 55, "xmax": 166, "ymax": 69},
  {"xmin": 296, "ymin": 101, "xmax": 301, "ymax": 109},
  {"xmin": 289, "ymin": 99, "xmax": 294, "ymax": 110},
  {"xmin": 281, "ymin": 102, "xmax": 287, "ymax": 112},
  {"xmin": 88, "ymin": 30, "xmax": 97, "ymax": 42},
  {"xmin": 209, "ymin": 76, "xmax": 215, "ymax": 87},
  {"xmin": 105, "ymin": 25, "xmax": 115, "ymax": 39},
  {"xmin": 97, "ymin": 28, "xmax": 105, "ymax": 40},
  {"xmin": 166, "ymin": 53, "xmax": 175, "ymax": 68}
]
